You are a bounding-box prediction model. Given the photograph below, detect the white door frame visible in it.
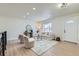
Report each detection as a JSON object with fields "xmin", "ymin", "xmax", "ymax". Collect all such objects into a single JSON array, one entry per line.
[{"xmin": 64, "ymin": 19, "xmax": 78, "ymax": 43}]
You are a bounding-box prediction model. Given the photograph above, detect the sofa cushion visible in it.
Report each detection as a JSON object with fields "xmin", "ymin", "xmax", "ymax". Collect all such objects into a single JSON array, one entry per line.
[{"xmin": 28, "ymin": 38, "xmax": 35, "ymax": 42}]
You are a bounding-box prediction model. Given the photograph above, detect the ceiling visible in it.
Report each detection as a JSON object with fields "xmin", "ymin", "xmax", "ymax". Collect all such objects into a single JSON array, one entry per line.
[{"xmin": 0, "ymin": 3, "xmax": 79, "ymax": 21}]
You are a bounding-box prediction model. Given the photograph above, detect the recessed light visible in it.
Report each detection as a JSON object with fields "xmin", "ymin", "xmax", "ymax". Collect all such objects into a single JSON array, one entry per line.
[
  {"xmin": 66, "ymin": 20, "xmax": 74, "ymax": 23},
  {"xmin": 23, "ymin": 16, "xmax": 26, "ymax": 18},
  {"xmin": 27, "ymin": 12, "xmax": 30, "ymax": 15},
  {"xmin": 33, "ymin": 8, "xmax": 36, "ymax": 10}
]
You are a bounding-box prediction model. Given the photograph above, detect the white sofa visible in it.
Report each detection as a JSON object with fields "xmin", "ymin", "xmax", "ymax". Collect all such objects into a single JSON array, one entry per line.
[{"xmin": 18, "ymin": 34, "xmax": 35, "ymax": 49}]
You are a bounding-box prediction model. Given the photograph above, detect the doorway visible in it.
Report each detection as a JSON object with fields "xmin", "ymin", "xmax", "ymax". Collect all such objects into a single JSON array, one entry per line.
[{"xmin": 64, "ymin": 20, "xmax": 77, "ymax": 43}]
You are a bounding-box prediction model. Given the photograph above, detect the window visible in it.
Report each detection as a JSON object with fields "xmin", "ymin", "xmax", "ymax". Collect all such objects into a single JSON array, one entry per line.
[{"xmin": 42, "ymin": 23, "xmax": 52, "ymax": 33}]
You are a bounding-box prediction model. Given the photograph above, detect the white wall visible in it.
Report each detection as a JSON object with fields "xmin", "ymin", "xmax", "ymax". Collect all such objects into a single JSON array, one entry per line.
[
  {"xmin": 41, "ymin": 13, "xmax": 79, "ymax": 43},
  {"xmin": 0, "ymin": 16, "xmax": 35, "ymax": 40},
  {"xmin": 1, "ymin": 13, "xmax": 79, "ymax": 43},
  {"xmin": 41, "ymin": 17, "xmax": 64, "ymax": 40},
  {"xmin": 52, "ymin": 17, "xmax": 64, "ymax": 40},
  {"xmin": 52, "ymin": 13, "xmax": 79, "ymax": 42}
]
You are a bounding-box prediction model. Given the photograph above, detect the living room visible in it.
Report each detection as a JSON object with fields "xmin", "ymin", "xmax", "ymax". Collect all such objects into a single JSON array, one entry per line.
[{"xmin": 0, "ymin": 3, "xmax": 79, "ymax": 56}]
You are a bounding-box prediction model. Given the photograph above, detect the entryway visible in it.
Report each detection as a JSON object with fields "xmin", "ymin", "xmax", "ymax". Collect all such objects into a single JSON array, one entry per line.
[{"xmin": 64, "ymin": 19, "xmax": 78, "ymax": 43}]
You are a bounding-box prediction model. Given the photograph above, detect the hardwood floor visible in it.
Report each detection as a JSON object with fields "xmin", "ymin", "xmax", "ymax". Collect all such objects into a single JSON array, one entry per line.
[{"xmin": 5, "ymin": 40, "xmax": 79, "ymax": 56}]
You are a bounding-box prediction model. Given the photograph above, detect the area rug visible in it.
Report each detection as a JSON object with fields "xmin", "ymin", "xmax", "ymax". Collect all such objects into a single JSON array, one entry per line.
[{"xmin": 31, "ymin": 40, "xmax": 58, "ymax": 56}]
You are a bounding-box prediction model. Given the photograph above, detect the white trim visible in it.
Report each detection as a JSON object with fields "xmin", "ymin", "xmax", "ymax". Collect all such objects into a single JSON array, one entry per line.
[{"xmin": 7, "ymin": 37, "xmax": 19, "ymax": 44}]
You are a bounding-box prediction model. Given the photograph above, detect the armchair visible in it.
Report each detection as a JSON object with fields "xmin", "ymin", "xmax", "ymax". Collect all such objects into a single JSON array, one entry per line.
[
  {"xmin": 18, "ymin": 34, "xmax": 35, "ymax": 49},
  {"xmin": 23, "ymin": 36, "xmax": 35, "ymax": 49}
]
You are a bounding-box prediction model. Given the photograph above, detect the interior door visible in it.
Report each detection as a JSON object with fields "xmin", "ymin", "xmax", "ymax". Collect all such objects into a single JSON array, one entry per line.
[{"xmin": 64, "ymin": 20, "xmax": 77, "ymax": 43}]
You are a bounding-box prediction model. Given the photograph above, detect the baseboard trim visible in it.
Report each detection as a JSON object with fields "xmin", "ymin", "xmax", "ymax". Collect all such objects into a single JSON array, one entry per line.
[
  {"xmin": 62, "ymin": 40, "xmax": 78, "ymax": 44},
  {"xmin": 7, "ymin": 39, "xmax": 19, "ymax": 45}
]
